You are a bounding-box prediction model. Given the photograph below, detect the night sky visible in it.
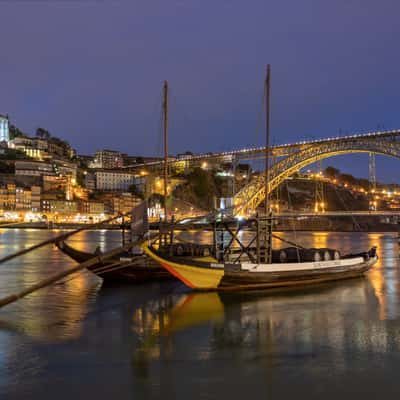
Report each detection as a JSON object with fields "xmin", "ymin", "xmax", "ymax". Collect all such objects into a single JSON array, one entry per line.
[{"xmin": 1, "ymin": 1, "xmax": 400, "ymax": 181}]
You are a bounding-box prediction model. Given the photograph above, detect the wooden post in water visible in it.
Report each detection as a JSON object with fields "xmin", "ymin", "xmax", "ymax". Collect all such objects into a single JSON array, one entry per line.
[
  {"xmin": 121, "ymin": 214, "xmax": 125, "ymax": 246},
  {"xmin": 398, "ymin": 219, "xmax": 400, "ymax": 247}
]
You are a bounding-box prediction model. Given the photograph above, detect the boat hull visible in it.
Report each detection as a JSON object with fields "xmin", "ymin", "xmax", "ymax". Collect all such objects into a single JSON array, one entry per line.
[
  {"xmin": 142, "ymin": 245, "xmax": 223, "ymax": 289},
  {"xmin": 219, "ymin": 259, "xmax": 374, "ymax": 290},
  {"xmin": 143, "ymin": 244, "xmax": 377, "ymax": 291},
  {"xmin": 56, "ymin": 241, "xmax": 173, "ymax": 284}
]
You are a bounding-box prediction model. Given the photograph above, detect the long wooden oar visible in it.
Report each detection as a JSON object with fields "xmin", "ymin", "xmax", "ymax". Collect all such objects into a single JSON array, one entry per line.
[
  {"xmin": 0, "ymin": 212, "xmax": 130, "ymax": 265},
  {"xmin": 0, "ymin": 238, "xmax": 144, "ymax": 309},
  {"xmin": 0, "ymin": 221, "xmax": 29, "ymax": 228}
]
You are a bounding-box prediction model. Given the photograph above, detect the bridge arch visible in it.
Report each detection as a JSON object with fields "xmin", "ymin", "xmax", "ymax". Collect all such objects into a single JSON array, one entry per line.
[{"xmin": 234, "ymin": 138, "xmax": 400, "ymax": 216}]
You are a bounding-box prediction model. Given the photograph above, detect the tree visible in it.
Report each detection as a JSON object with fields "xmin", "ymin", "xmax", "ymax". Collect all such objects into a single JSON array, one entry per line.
[
  {"xmin": 8, "ymin": 124, "xmax": 25, "ymax": 140},
  {"xmin": 340, "ymin": 173, "xmax": 357, "ymax": 186},
  {"xmin": 0, "ymin": 161, "xmax": 14, "ymax": 173},
  {"xmin": 358, "ymin": 178, "xmax": 370, "ymax": 190},
  {"xmin": 325, "ymin": 166, "xmax": 340, "ymax": 178},
  {"xmin": 36, "ymin": 127, "xmax": 51, "ymax": 139},
  {"xmin": 188, "ymin": 167, "xmax": 210, "ymax": 198}
]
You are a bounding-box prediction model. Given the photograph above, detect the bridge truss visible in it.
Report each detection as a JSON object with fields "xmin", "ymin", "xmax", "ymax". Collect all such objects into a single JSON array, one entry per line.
[{"xmin": 234, "ymin": 131, "xmax": 400, "ymax": 216}]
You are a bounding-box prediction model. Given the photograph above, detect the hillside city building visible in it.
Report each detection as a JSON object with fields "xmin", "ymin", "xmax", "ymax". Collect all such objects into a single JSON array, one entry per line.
[
  {"xmin": 0, "ymin": 116, "xmax": 169, "ymax": 221},
  {"xmin": 91, "ymin": 150, "xmax": 123, "ymax": 169},
  {"xmin": 86, "ymin": 170, "xmax": 145, "ymax": 192}
]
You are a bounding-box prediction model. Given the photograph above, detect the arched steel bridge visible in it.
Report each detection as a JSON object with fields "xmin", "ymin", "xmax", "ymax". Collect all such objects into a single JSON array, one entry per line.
[
  {"xmin": 124, "ymin": 130, "xmax": 400, "ymax": 169},
  {"xmin": 122, "ymin": 129, "xmax": 400, "ymax": 215},
  {"xmin": 234, "ymin": 130, "xmax": 400, "ymax": 215}
]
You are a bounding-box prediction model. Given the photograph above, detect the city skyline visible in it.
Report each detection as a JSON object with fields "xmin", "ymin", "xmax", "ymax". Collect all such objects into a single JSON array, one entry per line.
[{"xmin": 2, "ymin": 1, "xmax": 400, "ymax": 180}]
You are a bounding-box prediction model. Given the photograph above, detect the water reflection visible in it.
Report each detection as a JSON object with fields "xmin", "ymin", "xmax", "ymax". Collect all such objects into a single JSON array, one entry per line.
[
  {"xmin": 0, "ymin": 229, "xmax": 112, "ymax": 343},
  {"xmin": 131, "ymin": 276, "xmax": 400, "ymax": 398},
  {"xmin": 1, "ymin": 229, "xmax": 400, "ymax": 399},
  {"xmin": 0, "ymin": 279, "xmax": 102, "ymax": 342},
  {"xmin": 133, "ymin": 228, "xmax": 400, "ymax": 382},
  {"xmin": 133, "ymin": 280, "xmax": 378, "ymax": 354}
]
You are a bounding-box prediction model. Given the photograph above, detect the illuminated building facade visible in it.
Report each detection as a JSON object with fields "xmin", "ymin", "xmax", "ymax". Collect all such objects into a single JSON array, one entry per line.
[
  {"xmin": 0, "ymin": 184, "xmax": 16, "ymax": 210},
  {"xmin": 94, "ymin": 170, "xmax": 145, "ymax": 192},
  {"xmin": 8, "ymin": 137, "xmax": 75, "ymax": 160},
  {"xmin": 0, "ymin": 115, "xmax": 9, "ymax": 143},
  {"xmin": 112, "ymin": 192, "xmax": 141, "ymax": 214},
  {"xmin": 15, "ymin": 161, "xmax": 55, "ymax": 177},
  {"xmin": 91, "ymin": 150, "xmax": 123, "ymax": 169},
  {"xmin": 0, "ymin": 184, "xmax": 41, "ymax": 211},
  {"xmin": 41, "ymin": 199, "xmax": 78, "ymax": 214},
  {"xmin": 15, "ymin": 188, "xmax": 32, "ymax": 210}
]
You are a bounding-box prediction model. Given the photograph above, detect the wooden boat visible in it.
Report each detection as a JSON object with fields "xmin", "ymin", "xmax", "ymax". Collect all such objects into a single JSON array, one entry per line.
[
  {"xmin": 54, "ymin": 82, "xmax": 177, "ymax": 286},
  {"xmin": 142, "ymin": 65, "xmax": 378, "ymax": 291},
  {"xmin": 142, "ymin": 244, "xmax": 378, "ymax": 291},
  {"xmin": 56, "ymin": 240, "xmax": 173, "ymax": 284}
]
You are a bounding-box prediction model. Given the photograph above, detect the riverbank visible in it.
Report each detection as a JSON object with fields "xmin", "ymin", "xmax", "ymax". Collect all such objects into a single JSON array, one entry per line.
[
  {"xmin": 1, "ymin": 221, "xmax": 399, "ymax": 232},
  {"xmin": 0, "ymin": 221, "xmax": 121, "ymax": 230}
]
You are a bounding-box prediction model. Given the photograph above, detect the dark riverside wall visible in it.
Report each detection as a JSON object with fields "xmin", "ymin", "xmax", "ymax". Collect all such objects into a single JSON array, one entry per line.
[
  {"xmin": 275, "ymin": 216, "xmax": 400, "ymax": 232},
  {"xmin": 1, "ymin": 217, "xmax": 399, "ymax": 232}
]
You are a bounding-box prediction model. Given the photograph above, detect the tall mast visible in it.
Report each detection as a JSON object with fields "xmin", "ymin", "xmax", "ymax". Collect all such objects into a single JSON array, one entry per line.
[
  {"xmin": 162, "ymin": 80, "xmax": 169, "ymax": 220},
  {"xmin": 264, "ymin": 64, "xmax": 271, "ymax": 214}
]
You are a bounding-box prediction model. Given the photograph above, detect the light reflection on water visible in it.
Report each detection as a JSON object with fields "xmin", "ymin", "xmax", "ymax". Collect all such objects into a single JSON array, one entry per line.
[{"xmin": 0, "ymin": 229, "xmax": 400, "ymax": 399}]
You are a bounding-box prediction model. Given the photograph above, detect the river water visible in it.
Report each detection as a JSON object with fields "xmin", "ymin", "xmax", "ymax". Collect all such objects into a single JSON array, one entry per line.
[{"xmin": 0, "ymin": 229, "xmax": 399, "ymax": 399}]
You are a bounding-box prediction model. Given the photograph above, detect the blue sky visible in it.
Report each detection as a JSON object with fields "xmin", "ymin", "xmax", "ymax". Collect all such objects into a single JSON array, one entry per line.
[{"xmin": 1, "ymin": 0, "xmax": 400, "ymax": 181}]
